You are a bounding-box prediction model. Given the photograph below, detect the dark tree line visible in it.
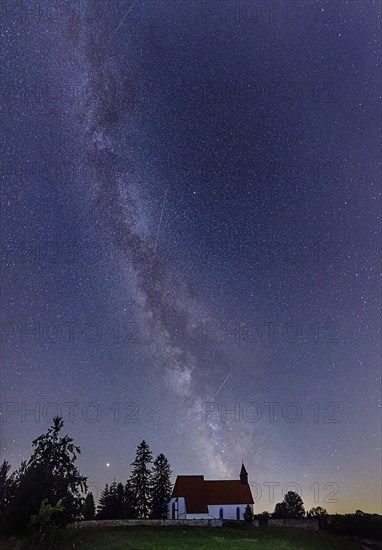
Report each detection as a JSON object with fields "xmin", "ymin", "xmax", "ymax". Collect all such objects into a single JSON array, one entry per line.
[
  {"xmin": 0, "ymin": 417, "xmax": 87, "ymax": 535},
  {"xmin": 0, "ymin": 418, "xmax": 172, "ymax": 536},
  {"xmin": 272, "ymin": 491, "xmax": 306, "ymax": 519},
  {"xmin": 255, "ymin": 491, "xmax": 308, "ymax": 521},
  {"xmin": 96, "ymin": 441, "xmax": 172, "ymax": 520},
  {"xmin": 255, "ymin": 502, "xmax": 382, "ymax": 538}
]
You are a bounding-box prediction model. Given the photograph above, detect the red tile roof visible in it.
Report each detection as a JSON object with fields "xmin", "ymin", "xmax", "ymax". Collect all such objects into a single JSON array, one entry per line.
[
  {"xmin": 171, "ymin": 475, "xmax": 254, "ymax": 513},
  {"xmin": 172, "ymin": 475, "xmax": 208, "ymax": 513},
  {"xmin": 205, "ymin": 480, "xmax": 254, "ymax": 505}
]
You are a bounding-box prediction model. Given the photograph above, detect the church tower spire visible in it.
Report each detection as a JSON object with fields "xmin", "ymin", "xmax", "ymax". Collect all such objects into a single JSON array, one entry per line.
[{"xmin": 240, "ymin": 462, "xmax": 248, "ymax": 485}]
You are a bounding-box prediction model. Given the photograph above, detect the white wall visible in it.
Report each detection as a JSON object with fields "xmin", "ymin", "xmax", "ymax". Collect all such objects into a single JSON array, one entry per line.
[
  {"xmin": 168, "ymin": 497, "xmax": 187, "ymax": 519},
  {"xmin": 168, "ymin": 498, "xmax": 253, "ymax": 520},
  {"xmin": 207, "ymin": 504, "xmax": 253, "ymax": 520}
]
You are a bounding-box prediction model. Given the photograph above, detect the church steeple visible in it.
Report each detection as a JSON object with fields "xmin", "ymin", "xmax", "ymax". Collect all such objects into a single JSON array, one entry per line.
[{"xmin": 240, "ymin": 463, "xmax": 248, "ymax": 485}]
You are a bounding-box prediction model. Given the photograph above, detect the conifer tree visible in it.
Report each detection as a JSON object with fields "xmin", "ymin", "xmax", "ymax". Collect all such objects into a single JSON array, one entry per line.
[
  {"xmin": 83, "ymin": 492, "xmax": 95, "ymax": 520},
  {"xmin": 150, "ymin": 454, "xmax": 172, "ymax": 519},
  {"xmin": 98, "ymin": 481, "xmax": 121, "ymax": 519},
  {"xmin": 129, "ymin": 440, "xmax": 152, "ymax": 518},
  {"xmin": 97, "ymin": 480, "xmax": 138, "ymax": 519},
  {"xmin": 243, "ymin": 504, "xmax": 253, "ymax": 523},
  {"xmin": 97, "ymin": 484, "xmax": 110, "ymax": 519},
  {"xmin": 119, "ymin": 480, "xmax": 136, "ymax": 519}
]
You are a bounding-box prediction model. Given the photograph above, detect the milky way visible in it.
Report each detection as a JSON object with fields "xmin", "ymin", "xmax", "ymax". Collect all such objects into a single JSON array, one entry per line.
[
  {"xmin": 72, "ymin": 0, "xmax": 259, "ymax": 478},
  {"xmin": 1, "ymin": 0, "xmax": 381, "ymax": 513}
]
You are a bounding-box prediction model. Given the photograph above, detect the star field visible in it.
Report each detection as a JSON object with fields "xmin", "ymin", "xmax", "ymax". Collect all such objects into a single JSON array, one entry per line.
[{"xmin": 1, "ymin": 0, "xmax": 381, "ymax": 514}]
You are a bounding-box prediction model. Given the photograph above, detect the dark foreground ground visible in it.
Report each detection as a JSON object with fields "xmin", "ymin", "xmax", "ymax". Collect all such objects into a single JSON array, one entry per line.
[{"xmin": 2, "ymin": 525, "xmax": 380, "ymax": 550}]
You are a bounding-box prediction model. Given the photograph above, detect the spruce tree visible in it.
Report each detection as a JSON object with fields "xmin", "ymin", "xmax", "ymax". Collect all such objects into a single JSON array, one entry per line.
[
  {"xmin": 98, "ymin": 480, "xmax": 137, "ymax": 519},
  {"xmin": 115, "ymin": 482, "xmax": 125, "ymax": 518},
  {"xmin": 243, "ymin": 504, "xmax": 253, "ymax": 523},
  {"xmin": 129, "ymin": 440, "xmax": 152, "ymax": 518},
  {"xmin": 150, "ymin": 454, "xmax": 172, "ymax": 519},
  {"xmin": 83, "ymin": 492, "xmax": 95, "ymax": 520},
  {"xmin": 97, "ymin": 484, "xmax": 111, "ymax": 519},
  {"xmin": 98, "ymin": 481, "xmax": 120, "ymax": 519},
  {"xmin": 119, "ymin": 481, "xmax": 136, "ymax": 519},
  {"xmin": 108, "ymin": 481, "xmax": 120, "ymax": 518}
]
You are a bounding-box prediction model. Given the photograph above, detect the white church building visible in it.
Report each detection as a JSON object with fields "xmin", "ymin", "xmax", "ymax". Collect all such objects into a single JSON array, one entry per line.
[{"xmin": 167, "ymin": 464, "xmax": 254, "ymax": 521}]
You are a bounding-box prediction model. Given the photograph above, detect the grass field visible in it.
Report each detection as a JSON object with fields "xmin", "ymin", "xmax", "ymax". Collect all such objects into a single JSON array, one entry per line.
[{"xmin": 5, "ymin": 526, "xmax": 368, "ymax": 550}]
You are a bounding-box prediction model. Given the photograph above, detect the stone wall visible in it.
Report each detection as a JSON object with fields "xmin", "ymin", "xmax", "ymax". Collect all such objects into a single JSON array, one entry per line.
[
  {"xmin": 268, "ymin": 518, "xmax": 319, "ymax": 530},
  {"xmin": 68, "ymin": 519, "xmax": 223, "ymax": 529},
  {"xmin": 68, "ymin": 518, "xmax": 318, "ymax": 530}
]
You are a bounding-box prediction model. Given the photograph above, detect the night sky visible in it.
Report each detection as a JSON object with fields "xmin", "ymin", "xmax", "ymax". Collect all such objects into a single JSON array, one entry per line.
[{"xmin": 1, "ymin": 0, "xmax": 381, "ymax": 514}]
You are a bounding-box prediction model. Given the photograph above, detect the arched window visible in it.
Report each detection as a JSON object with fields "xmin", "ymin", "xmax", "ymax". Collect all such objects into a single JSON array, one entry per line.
[
  {"xmin": 219, "ymin": 507, "xmax": 224, "ymax": 519},
  {"xmin": 236, "ymin": 507, "xmax": 240, "ymax": 520},
  {"xmin": 171, "ymin": 502, "xmax": 176, "ymax": 519}
]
